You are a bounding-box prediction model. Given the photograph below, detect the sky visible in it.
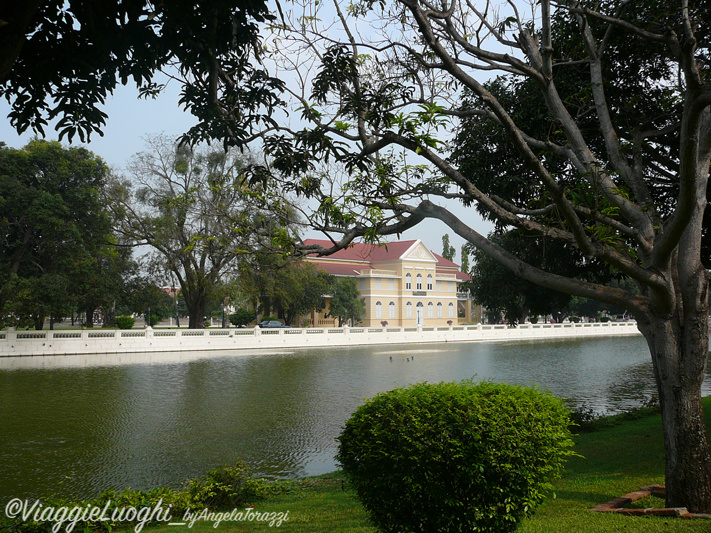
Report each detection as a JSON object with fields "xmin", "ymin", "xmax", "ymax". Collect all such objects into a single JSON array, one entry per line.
[{"xmin": 0, "ymin": 77, "xmax": 492, "ymax": 265}]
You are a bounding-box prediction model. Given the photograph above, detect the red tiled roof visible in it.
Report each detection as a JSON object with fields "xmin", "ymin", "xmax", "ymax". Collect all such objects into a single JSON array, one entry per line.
[
  {"xmin": 302, "ymin": 238, "xmax": 461, "ymax": 268},
  {"xmin": 431, "ymin": 251, "xmax": 460, "ymax": 269},
  {"xmin": 302, "ymin": 238, "xmax": 417, "ymax": 262},
  {"xmin": 302, "ymin": 238, "xmax": 470, "ymax": 281},
  {"xmin": 455, "ymin": 271, "xmax": 472, "ymax": 282},
  {"xmin": 310, "ymin": 261, "xmax": 371, "ymax": 276}
]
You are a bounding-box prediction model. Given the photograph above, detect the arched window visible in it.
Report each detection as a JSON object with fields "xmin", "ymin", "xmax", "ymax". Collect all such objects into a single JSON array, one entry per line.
[
  {"xmin": 375, "ymin": 301, "xmax": 383, "ymax": 319},
  {"xmin": 427, "ymin": 302, "xmax": 434, "ymax": 318},
  {"xmin": 406, "ymin": 301, "xmax": 413, "ymax": 319},
  {"xmin": 427, "ymin": 274, "xmax": 433, "ymax": 290},
  {"xmin": 405, "ymin": 273, "xmax": 412, "ymax": 290},
  {"xmin": 389, "ymin": 301, "xmax": 396, "ymax": 319},
  {"xmin": 448, "ymin": 302, "xmax": 455, "ymax": 318},
  {"xmin": 416, "ymin": 273, "xmax": 423, "ymax": 290},
  {"xmin": 437, "ymin": 302, "xmax": 443, "ymax": 318}
]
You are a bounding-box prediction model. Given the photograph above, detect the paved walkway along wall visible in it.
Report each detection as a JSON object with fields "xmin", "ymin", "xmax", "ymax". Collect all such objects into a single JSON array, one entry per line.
[{"xmin": 0, "ymin": 321, "xmax": 641, "ymax": 357}]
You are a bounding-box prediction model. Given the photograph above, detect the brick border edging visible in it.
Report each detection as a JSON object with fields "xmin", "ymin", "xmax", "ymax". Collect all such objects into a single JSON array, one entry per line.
[{"xmin": 590, "ymin": 485, "xmax": 711, "ymax": 519}]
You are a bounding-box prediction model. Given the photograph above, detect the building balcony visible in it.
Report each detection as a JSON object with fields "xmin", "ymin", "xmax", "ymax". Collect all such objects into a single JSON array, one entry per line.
[{"xmin": 359, "ymin": 269, "xmax": 398, "ymax": 277}]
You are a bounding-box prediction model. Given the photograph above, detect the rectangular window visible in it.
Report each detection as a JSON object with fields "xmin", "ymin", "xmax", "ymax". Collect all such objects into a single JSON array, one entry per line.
[
  {"xmin": 375, "ymin": 278, "xmax": 381, "ymax": 289},
  {"xmin": 389, "ymin": 278, "xmax": 395, "ymax": 290}
]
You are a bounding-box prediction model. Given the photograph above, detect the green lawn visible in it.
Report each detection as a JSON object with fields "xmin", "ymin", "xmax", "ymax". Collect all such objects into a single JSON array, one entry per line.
[{"xmin": 144, "ymin": 399, "xmax": 711, "ymax": 532}]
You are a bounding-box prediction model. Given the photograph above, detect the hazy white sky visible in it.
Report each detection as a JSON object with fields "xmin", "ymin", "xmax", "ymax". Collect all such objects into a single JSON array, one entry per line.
[{"xmin": 0, "ymin": 76, "xmax": 491, "ymax": 262}]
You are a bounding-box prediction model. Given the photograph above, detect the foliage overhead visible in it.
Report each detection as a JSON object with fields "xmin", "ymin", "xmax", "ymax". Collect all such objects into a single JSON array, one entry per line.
[{"xmin": 0, "ymin": 0, "xmax": 284, "ymax": 146}]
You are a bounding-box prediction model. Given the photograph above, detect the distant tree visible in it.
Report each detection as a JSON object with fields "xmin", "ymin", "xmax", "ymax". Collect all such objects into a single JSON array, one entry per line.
[
  {"xmin": 1, "ymin": 0, "xmax": 283, "ymax": 146},
  {"xmin": 460, "ymin": 245, "xmax": 470, "ymax": 274},
  {"xmin": 122, "ymin": 280, "xmax": 174, "ymax": 326},
  {"xmin": 5, "ymin": 274, "xmax": 74, "ymax": 330},
  {"xmin": 470, "ymin": 231, "xmax": 612, "ymax": 326},
  {"xmin": 275, "ymin": 265, "xmax": 331, "ymax": 325},
  {"xmin": 441, "ymin": 234, "xmax": 455, "ymax": 261},
  {"xmin": 235, "ymin": 257, "xmax": 330, "ymax": 325},
  {"xmin": 110, "ymin": 135, "xmax": 297, "ymax": 328},
  {"xmin": 229, "ymin": 308, "xmax": 257, "ymax": 327},
  {"xmin": 567, "ymin": 279, "xmax": 639, "ymax": 320},
  {"xmin": 0, "ymin": 140, "xmax": 119, "ymax": 329},
  {"xmin": 327, "ymin": 277, "xmax": 366, "ymax": 326}
]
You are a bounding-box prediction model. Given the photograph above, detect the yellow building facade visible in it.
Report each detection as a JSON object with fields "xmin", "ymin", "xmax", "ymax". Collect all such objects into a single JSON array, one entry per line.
[{"xmin": 302, "ymin": 239, "xmax": 475, "ymax": 327}]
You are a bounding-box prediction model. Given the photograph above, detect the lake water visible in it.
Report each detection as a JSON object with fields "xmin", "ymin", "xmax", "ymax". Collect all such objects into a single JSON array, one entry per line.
[{"xmin": 1, "ymin": 335, "xmax": 710, "ymax": 504}]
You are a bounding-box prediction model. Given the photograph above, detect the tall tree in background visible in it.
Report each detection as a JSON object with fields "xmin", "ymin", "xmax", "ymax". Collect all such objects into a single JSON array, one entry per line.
[
  {"xmin": 441, "ymin": 234, "xmax": 455, "ymax": 261},
  {"xmin": 0, "ymin": 0, "xmax": 283, "ymax": 145},
  {"xmin": 0, "ymin": 140, "xmax": 120, "ymax": 328},
  {"xmin": 459, "ymin": 245, "xmax": 469, "ymax": 275},
  {"xmin": 469, "ymin": 231, "xmax": 590, "ymax": 325},
  {"xmin": 110, "ymin": 136, "xmax": 298, "ymax": 328},
  {"xmin": 269, "ymin": 0, "xmax": 711, "ymax": 511}
]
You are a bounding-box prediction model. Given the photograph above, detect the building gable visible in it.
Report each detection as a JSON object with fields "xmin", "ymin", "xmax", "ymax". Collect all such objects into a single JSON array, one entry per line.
[{"xmin": 401, "ymin": 241, "xmax": 438, "ymax": 263}]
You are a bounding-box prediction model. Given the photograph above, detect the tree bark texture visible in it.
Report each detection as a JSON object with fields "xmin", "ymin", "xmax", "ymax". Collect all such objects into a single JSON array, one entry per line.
[{"xmin": 638, "ymin": 306, "xmax": 711, "ymax": 512}]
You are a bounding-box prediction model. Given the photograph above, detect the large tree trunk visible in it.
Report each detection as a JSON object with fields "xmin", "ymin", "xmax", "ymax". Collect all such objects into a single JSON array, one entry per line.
[
  {"xmin": 637, "ymin": 297, "xmax": 711, "ymax": 513},
  {"xmin": 185, "ymin": 291, "xmax": 208, "ymax": 329}
]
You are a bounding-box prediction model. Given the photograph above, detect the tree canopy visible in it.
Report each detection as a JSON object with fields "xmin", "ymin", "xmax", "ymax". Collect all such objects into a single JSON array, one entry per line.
[
  {"xmin": 0, "ymin": 139, "xmax": 123, "ymax": 328},
  {"xmin": 327, "ymin": 277, "xmax": 366, "ymax": 326},
  {"xmin": 0, "ymin": 0, "xmax": 284, "ymax": 145},
  {"xmin": 234, "ymin": 255, "xmax": 331, "ymax": 325},
  {"xmin": 110, "ymin": 136, "xmax": 300, "ymax": 328}
]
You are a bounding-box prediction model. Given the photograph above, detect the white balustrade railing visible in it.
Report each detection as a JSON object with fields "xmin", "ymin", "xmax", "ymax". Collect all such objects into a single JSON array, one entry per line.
[{"xmin": 0, "ymin": 321, "xmax": 640, "ymax": 357}]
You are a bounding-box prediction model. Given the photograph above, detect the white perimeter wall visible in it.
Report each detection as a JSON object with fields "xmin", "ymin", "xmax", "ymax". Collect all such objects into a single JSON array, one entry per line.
[{"xmin": 0, "ymin": 322, "xmax": 641, "ymax": 357}]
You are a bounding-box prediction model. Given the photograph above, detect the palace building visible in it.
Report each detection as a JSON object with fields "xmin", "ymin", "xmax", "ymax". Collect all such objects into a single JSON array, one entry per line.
[{"xmin": 301, "ymin": 238, "xmax": 476, "ymax": 327}]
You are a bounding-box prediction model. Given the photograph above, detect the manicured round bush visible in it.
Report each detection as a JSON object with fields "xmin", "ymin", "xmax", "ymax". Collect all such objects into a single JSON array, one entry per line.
[
  {"xmin": 115, "ymin": 316, "xmax": 135, "ymax": 329},
  {"xmin": 336, "ymin": 380, "xmax": 575, "ymax": 533}
]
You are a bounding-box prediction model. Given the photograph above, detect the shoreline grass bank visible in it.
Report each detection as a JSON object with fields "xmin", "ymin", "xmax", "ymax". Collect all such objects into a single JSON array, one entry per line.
[
  {"xmin": 5, "ymin": 398, "xmax": 709, "ymax": 533},
  {"xmin": 142, "ymin": 398, "xmax": 711, "ymax": 533}
]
